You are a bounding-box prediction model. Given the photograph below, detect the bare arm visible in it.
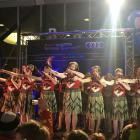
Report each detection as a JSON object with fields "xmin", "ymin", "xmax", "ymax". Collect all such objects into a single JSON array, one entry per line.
[
  {"xmin": 43, "ymin": 72, "xmax": 57, "ymax": 85},
  {"xmin": 120, "ymin": 78, "xmax": 136, "ymax": 84},
  {"xmin": 118, "ymin": 80, "xmax": 131, "ymax": 91},
  {"xmin": 0, "ymin": 78, "xmax": 7, "ymax": 82},
  {"xmin": 50, "ymin": 69, "xmax": 67, "ymax": 79},
  {"xmin": 11, "ymin": 77, "xmax": 21, "ymax": 90},
  {"xmin": 67, "ymin": 69, "xmax": 85, "ymax": 78},
  {"xmin": 0, "ymin": 69, "xmax": 19, "ymax": 76},
  {"xmin": 80, "ymin": 77, "xmax": 91, "ymax": 83},
  {"xmin": 100, "ymin": 77, "xmax": 114, "ymax": 86},
  {"xmin": 26, "ymin": 75, "xmax": 42, "ymax": 82}
]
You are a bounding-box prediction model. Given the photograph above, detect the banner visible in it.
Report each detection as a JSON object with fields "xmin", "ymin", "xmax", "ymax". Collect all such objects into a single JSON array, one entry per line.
[{"xmin": 28, "ymin": 37, "xmax": 125, "ymax": 73}]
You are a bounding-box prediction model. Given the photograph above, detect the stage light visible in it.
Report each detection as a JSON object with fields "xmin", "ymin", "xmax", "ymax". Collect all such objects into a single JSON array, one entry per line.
[
  {"xmin": 0, "ymin": 24, "xmax": 4, "ymax": 27},
  {"xmin": 107, "ymin": 0, "xmax": 125, "ymax": 28},
  {"xmin": 84, "ymin": 18, "xmax": 90, "ymax": 22},
  {"xmin": 4, "ymin": 32, "xmax": 17, "ymax": 45}
]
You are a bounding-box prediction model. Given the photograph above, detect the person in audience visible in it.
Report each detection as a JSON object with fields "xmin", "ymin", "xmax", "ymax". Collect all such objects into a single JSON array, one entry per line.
[
  {"xmin": 89, "ymin": 132, "xmax": 106, "ymax": 140},
  {"xmin": 0, "ymin": 111, "xmax": 20, "ymax": 140},
  {"xmin": 64, "ymin": 129, "xmax": 88, "ymax": 140},
  {"xmin": 15, "ymin": 120, "xmax": 50, "ymax": 140},
  {"xmin": 121, "ymin": 106, "xmax": 140, "ymax": 140}
]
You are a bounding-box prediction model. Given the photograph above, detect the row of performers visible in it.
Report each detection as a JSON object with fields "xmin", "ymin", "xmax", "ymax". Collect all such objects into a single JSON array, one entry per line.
[{"xmin": 0, "ymin": 62, "xmax": 140, "ymax": 138}]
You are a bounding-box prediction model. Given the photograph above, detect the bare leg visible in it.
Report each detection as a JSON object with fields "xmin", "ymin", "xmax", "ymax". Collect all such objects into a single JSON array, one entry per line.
[
  {"xmin": 72, "ymin": 112, "xmax": 77, "ymax": 130},
  {"xmin": 57, "ymin": 111, "xmax": 63, "ymax": 129},
  {"xmin": 119, "ymin": 120, "xmax": 124, "ymax": 133},
  {"xmin": 95, "ymin": 119, "xmax": 101, "ymax": 132},
  {"xmin": 65, "ymin": 112, "xmax": 71, "ymax": 132},
  {"xmin": 88, "ymin": 114, "xmax": 95, "ymax": 132},
  {"xmin": 113, "ymin": 120, "xmax": 119, "ymax": 138},
  {"xmin": 108, "ymin": 117, "xmax": 112, "ymax": 133},
  {"xmin": 25, "ymin": 113, "xmax": 29, "ymax": 122}
]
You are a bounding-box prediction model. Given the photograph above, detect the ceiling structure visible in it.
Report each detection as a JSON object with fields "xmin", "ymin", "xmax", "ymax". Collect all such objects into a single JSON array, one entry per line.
[
  {"xmin": 0, "ymin": 0, "xmax": 139, "ymax": 71},
  {"xmin": 0, "ymin": 0, "xmax": 139, "ymax": 43},
  {"xmin": 0, "ymin": 0, "xmax": 91, "ymax": 7}
]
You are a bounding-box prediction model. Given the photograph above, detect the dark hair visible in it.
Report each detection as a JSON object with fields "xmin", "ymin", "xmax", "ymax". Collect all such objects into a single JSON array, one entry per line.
[
  {"xmin": 0, "ymin": 111, "xmax": 20, "ymax": 132},
  {"xmin": 104, "ymin": 73, "xmax": 114, "ymax": 81},
  {"xmin": 65, "ymin": 129, "xmax": 88, "ymax": 140},
  {"xmin": 16, "ymin": 120, "xmax": 50, "ymax": 140}
]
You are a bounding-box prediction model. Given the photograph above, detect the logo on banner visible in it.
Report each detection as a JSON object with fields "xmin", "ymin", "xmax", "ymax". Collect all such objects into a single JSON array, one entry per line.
[{"xmin": 85, "ymin": 42, "xmax": 105, "ymax": 49}]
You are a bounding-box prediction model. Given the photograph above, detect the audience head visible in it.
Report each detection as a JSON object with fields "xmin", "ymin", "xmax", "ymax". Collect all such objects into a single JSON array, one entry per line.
[
  {"xmin": 65, "ymin": 129, "xmax": 88, "ymax": 140},
  {"xmin": 121, "ymin": 107, "xmax": 140, "ymax": 140},
  {"xmin": 89, "ymin": 132, "xmax": 106, "ymax": 140},
  {"xmin": 15, "ymin": 120, "xmax": 50, "ymax": 140},
  {"xmin": 0, "ymin": 111, "xmax": 20, "ymax": 136}
]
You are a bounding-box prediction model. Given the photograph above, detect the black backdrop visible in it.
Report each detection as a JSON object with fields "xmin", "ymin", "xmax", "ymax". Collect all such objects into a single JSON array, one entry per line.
[{"xmin": 27, "ymin": 37, "xmax": 125, "ymax": 75}]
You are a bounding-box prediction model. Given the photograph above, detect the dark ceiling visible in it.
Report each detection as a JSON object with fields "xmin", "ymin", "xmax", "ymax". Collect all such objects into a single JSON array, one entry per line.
[
  {"xmin": 0, "ymin": 0, "xmax": 140, "ymax": 70},
  {"xmin": 0, "ymin": 0, "xmax": 140, "ymax": 36}
]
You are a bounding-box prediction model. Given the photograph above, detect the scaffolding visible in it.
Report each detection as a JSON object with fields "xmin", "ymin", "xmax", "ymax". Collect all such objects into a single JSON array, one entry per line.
[{"xmin": 21, "ymin": 28, "xmax": 135, "ymax": 75}]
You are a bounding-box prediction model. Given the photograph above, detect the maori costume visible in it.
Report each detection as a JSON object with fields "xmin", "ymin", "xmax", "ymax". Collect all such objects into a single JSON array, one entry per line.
[
  {"xmin": 2, "ymin": 77, "xmax": 21, "ymax": 113},
  {"xmin": 131, "ymin": 80, "xmax": 140, "ymax": 119},
  {"xmin": 20, "ymin": 77, "xmax": 35, "ymax": 118},
  {"xmin": 112, "ymin": 83, "xmax": 129, "ymax": 120},
  {"xmin": 40, "ymin": 76, "xmax": 57, "ymax": 112},
  {"xmin": 0, "ymin": 82, "xmax": 6, "ymax": 111},
  {"xmin": 63, "ymin": 75, "xmax": 82, "ymax": 114},
  {"xmin": 87, "ymin": 77, "xmax": 105, "ymax": 119}
]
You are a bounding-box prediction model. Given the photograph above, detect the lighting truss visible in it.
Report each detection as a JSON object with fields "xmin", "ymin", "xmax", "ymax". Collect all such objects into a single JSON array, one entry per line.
[{"xmin": 21, "ymin": 28, "xmax": 135, "ymax": 75}]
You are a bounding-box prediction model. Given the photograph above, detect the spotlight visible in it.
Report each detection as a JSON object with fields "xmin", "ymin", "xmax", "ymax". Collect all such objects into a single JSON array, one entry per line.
[
  {"xmin": 0, "ymin": 24, "xmax": 4, "ymax": 27},
  {"xmin": 107, "ymin": 0, "xmax": 125, "ymax": 10},
  {"xmin": 4, "ymin": 32, "xmax": 17, "ymax": 45},
  {"xmin": 84, "ymin": 18, "xmax": 90, "ymax": 22},
  {"xmin": 107, "ymin": 0, "xmax": 125, "ymax": 28}
]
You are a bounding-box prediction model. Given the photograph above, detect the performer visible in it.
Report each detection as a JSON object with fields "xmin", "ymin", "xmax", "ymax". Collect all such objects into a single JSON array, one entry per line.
[
  {"xmin": 1, "ymin": 68, "xmax": 22, "ymax": 113},
  {"xmin": 40, "ymin": 65, "xmax": 57, "ymax": 113},
  {"xmin": 100, "ymin": 73, "xmax": 114, "ymax": 135},
  {"xmin": 21, "ymin": 64, "xmax": 36, "ymax": 122},
  {"xmin": 112, "ymin": 68, "xmax": 130, "ymax": 139},
  {"xmin": 51, "ymin": 61, "xmax": 85, "ymax": 132},
  {"xmin": 0, "ymin": 77, "xmax": 7, "ymax": 111},
  {"xmin": 83, "ymin": 66, "xmax": 105, "ymax": 133},
  {"xmin": 38, "ymin": 64, "xmax": 58, "ymax": 137},
  {"xmin": 131, "ymin": 67, "xmax": 140, "ymax": 120}
]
